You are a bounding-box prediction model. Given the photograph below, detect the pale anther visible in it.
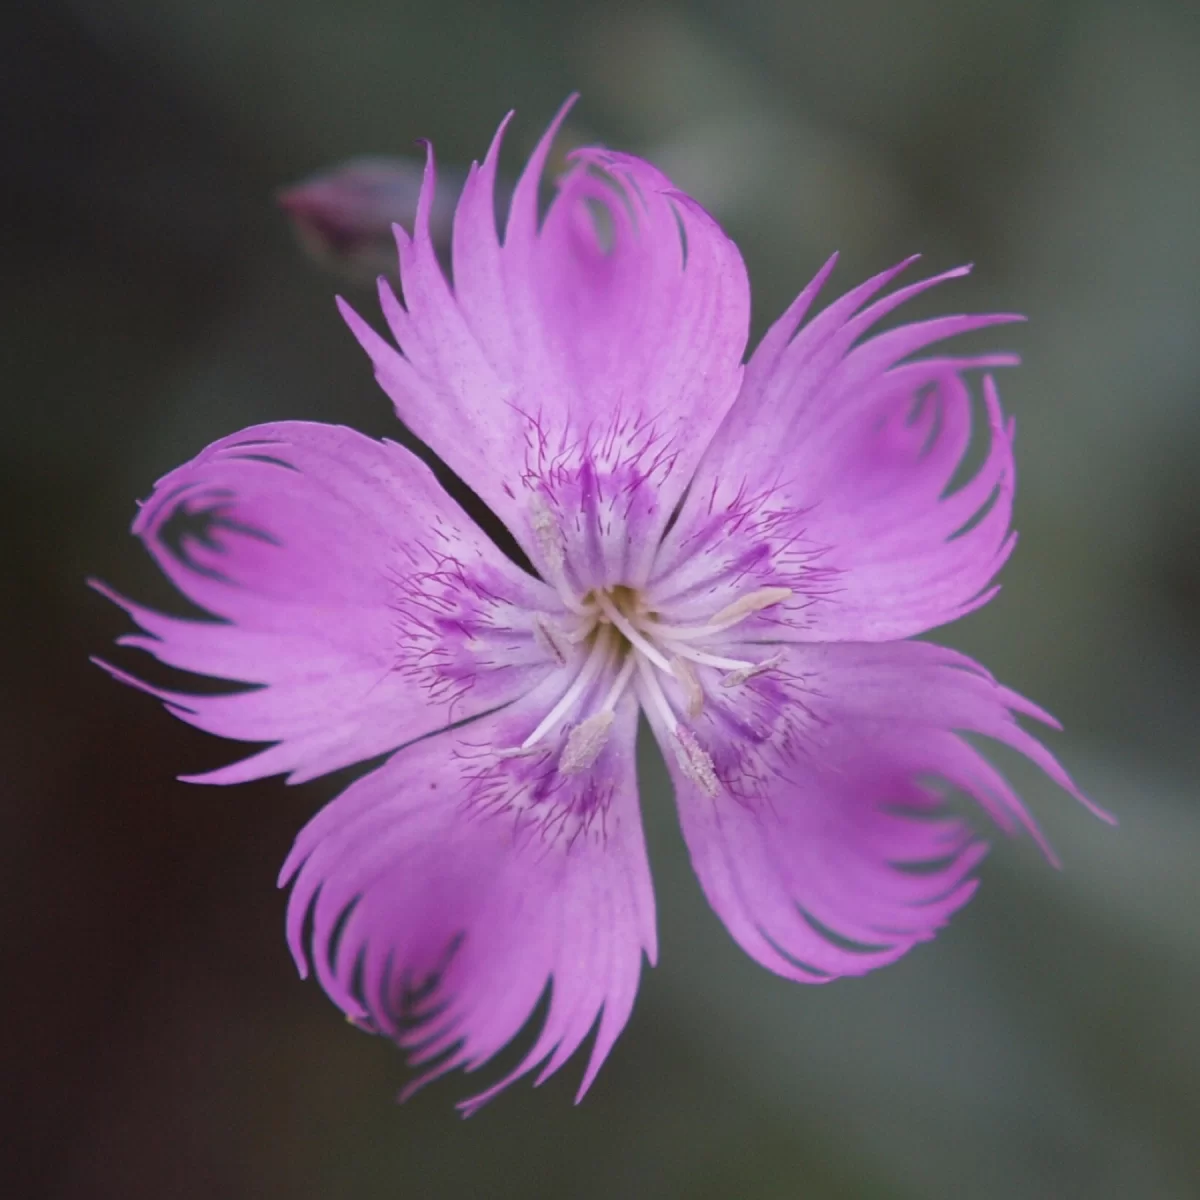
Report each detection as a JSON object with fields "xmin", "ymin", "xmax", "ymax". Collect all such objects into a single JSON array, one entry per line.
[
  {"xmin": 532, "ymin": 614, "xmax": 569, "ymax": 665},
  {"xmin": 670, "ymin": 655, "xmax": 704, "ymax": 718},
  {"xmin": 720, "ymin": 653, "xmax": 784, "ymax": 688},
  {"xmin": 708, "ymin": 587, "xmax": 793, "ymax": 630},
  {"xmin": 560, "ymin": 711, "xmax": 614, "ymax": 773},
  {"xmin": 672, "ymin": 727, "xmax": 720, "ymax": 797},
  {"xmin": 529, "ymin": 493, "xmax": 565, "ymax": 572}
]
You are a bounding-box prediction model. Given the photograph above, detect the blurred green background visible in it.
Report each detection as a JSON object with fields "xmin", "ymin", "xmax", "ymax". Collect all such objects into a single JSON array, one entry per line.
[{"xmin": 5, "ymin": 0, "xmax": 1199, "ymax": 1196}]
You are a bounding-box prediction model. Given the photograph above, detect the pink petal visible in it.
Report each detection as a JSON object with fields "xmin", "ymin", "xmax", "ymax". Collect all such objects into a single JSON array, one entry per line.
[
  {"xmin": 644, "ymin": 639, "xmax": 1107, "ymax": 982},
  {"xmin": 651, "ymin": 259, "xmax": 1022, "ymax": 641},
  {"xmin": 340, "ymin": 102, "xmax": 751, "ymax": 589},
  {"xmin": 280, "ymin": 682, "xmax": 655, "ymax": 1112},
  {"xmin": 93, "ymin": 421, "xmax": 559, "ymax": 784}
]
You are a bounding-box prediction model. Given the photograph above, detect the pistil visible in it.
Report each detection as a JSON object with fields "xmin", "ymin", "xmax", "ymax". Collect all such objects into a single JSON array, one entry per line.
[{"xmin": 593, "ymin": 589, "xmax": 674, "ymax": 672}]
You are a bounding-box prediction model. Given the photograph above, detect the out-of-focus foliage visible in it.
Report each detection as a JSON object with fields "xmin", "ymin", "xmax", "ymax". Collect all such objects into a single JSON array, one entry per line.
[{"xmin": 4, "ymin": 1, "xmax": 1198, "ymax": 1197}]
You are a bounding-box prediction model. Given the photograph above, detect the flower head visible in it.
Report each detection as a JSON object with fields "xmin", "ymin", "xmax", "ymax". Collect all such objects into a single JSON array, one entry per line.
[{"xmin": 94, "ymin": 98, "xmax": 1110, "ymax": 1114}]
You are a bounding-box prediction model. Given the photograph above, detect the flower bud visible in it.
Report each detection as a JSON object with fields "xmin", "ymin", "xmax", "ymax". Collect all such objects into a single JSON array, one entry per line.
[{"xmin": 277, "ymin": 156, "xmax": 461, "ymax": 280}]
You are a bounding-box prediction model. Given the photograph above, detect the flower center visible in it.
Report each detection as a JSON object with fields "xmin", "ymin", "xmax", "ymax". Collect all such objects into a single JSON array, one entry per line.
[{"xmin": 510, "ymin": 579, "xmax": 791, "ymax": 784}]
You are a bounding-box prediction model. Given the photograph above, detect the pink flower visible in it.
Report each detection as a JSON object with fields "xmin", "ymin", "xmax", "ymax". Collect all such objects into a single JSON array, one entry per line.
[{"xmin": 94, "ymin": 99, "xmax": 1110, "ymax": 1114}]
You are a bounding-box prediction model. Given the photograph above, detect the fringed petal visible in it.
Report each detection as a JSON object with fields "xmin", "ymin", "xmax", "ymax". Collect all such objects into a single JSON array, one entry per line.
[
  {"xmin": 280, "ymin": 682, "xmax": 654, "ymax": 1112},
  {"xmin": 644, "ymin": 640, "xmax": 1108, "ymax": 982},
  {"xmin": 652, "ymin": 259, "xmax": 1023, "ymax": 641},
  {"xmin": 93, "ymin": 421, "xmax": 559, "ymax": 783},
  {"xmin": 340, "ymin": 101, "xmax": 751, "ymax": 588}
]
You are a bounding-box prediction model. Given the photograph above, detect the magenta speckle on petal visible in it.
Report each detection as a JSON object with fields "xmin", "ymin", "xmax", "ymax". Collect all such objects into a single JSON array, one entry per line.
[{"xmin": 95, "ymin": 102, "xmax": 1108, "ymax": 1112}]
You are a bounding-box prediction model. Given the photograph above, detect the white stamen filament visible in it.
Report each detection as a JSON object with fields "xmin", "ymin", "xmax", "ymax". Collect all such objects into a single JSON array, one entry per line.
[
  {"xmin": 563, "ymin": 618, "xmax": 598, "ymax": 644},
  {"xmin": 598, "ymin": 652, "xmax": 639, "ymax": 713},
  {"xmin": 662, "ymin": 643, "xmax": 756, "ymax": 672},
  {"xmin": 494, "ymin": 743, "xmax": 550, "ymax": 761},
  {"xmin": 558, "ymin": 648, "xmax": 639, "ymax": 773},
  {"xmin": 521, "ymin": 624, "xmax": 615, "ymax": 748},
  {"xmin": 635, "ymin": 653, "xmax": 680, "ymax": 734}
]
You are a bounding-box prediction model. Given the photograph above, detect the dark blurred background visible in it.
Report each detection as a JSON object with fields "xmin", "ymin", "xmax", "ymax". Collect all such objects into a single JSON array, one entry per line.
[{"xmin": 5, "ymin": 0, "xmax": 1199, "ymax": 1196}]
